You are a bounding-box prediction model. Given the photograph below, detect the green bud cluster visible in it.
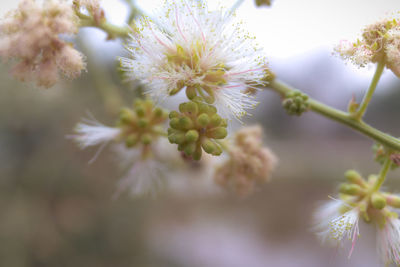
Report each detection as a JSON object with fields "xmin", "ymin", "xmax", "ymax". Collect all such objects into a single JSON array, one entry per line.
[
  {"xmin": 168, "ymin": 101, "xmax": 228, "ymax": 160},
  {"xmin": 338, "ymin": 170, "xmax": 400, "ymax": 220},
  {"xmin": 117, "ymin": 99, "xmax": 168, "ymax": 148},
  {"xmin": 282, "ymin": 90, "xmax": 310, "ymax": 116},
  {"xmin": 372, "ymin": 143, "xmax": 398, "ymax": 170}
]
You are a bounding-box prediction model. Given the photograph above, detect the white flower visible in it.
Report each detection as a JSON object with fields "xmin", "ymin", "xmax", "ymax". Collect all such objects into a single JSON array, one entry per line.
[
  {"xmin": 114, "ymin": 157, "xmax": 167, "ymax": 198},
  {"xmin": 377, "ymin": 216, "xmax": 400, "ymax": 265},
  {"xmin": 313, "ymin": 199, "xmax": 360, "ymax": 257},
  {"xmin": 120, "ymin": 0, "xmax": 266, "ymax": 119},
  {"xmin": 71, "ymin": 117, "xmax": 121, "ymax": 149},
  {"xmin": 112, "ymin": 139, "xmax": 180, "ymax": 198}
]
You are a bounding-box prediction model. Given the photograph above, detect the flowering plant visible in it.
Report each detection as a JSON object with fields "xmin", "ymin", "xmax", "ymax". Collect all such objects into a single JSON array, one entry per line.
[{"xmin": 2, "ymin": 0, "xmax": 400, "ymax": 265}]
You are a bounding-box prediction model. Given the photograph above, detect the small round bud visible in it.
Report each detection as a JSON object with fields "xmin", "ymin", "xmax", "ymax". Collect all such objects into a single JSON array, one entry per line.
[
  {"xmin": 339, "ymin": 183, "xmax": 362, "ymax": 195},
  {"xmin": 202, "ymin": 138, "xmax": 217, "ymax": 154},
  {"xmin": 138, "ymin": 118, "xmax": 149, "ymax": 128},
  {"xmin": 169, "ymin": 111, "xmax": 180, "ymax": 119},
  {"xmin": 184, "ymin": 142, "xmax": 196, "ymax": 155},
  {"xmin": 179, "ymin": 117, "xmax": 194, "ymax": 129},
  {"xmin": 125, "ymin": 134, "xmax": 139, "ymax": 147},
  {"xmin": 210, "ymin": 114, "xmax": 222, "ymax": 127},
  {"xmin": 208, "ymin": 127, "xmax": 227, "ymax": 139},
  {"xmin": 141, "ymin": 134, "xmax": 152, "ymax": 145},
  {"xmin": 345, "ymin": 170, "xmax": 364, "ymax": 185},
  {"xmin": 197, "ymin": 113, "xmax": 210, "ymax": 127},
  {"xmin": 371, "ymin": 193, "xmax": 387, "ymax": 209},
  {"xmin": 386, "ymin": 194, "xmax": 400, "ymax": 208},
  {"xmin": 185, "ymin": 130, "xmax": 199, "ymax": 142},
  {"xmin": 186, "ymin": 86, "xmax": 197, "ymax": 100},
  {"xmin": 135, "ymin": 106, "xmax": 146, "ymax": 117},
  {"xmin": 282, "ymin": 90, "xmax": 310, "ymax": 116},
  {"xmin": 170, "ymin": 118, "xmax": 180, "ymax": 129}
]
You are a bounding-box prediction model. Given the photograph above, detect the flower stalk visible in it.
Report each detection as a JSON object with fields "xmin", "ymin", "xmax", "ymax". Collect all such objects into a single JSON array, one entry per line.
[
  {"xmin": 77, "ymin": 12, "xmax": 130, "ymax": 39},
  {"xmin": 352, "ymin": 60, "xmax": 385, "ymax": 120},
  {"xmin": 372, "ymin": 156, "xmax": 393, "ymax": 192},
  {"xmin": 267, "ymin": 80, "xmax": 400, "ymax": 152}
]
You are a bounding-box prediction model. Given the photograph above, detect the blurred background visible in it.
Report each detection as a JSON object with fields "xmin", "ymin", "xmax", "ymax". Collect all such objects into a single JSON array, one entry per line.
[{"xmin": 1, "ymin": 0, "xmax": 400, "ymax": 266}]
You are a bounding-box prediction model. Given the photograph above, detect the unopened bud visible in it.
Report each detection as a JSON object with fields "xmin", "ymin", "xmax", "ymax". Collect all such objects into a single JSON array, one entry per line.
[
  {"xmin": 339, "ymin": 183, "xmax": 362, "ymax": 195},
  {"xmin": 371, "ymin": 193, "xmax": 387, "ymax": 209},
  {"xmin": 185, "ymin": 130, "xmax": 199, "ymax": 142},
  {"xmin": 345, "ymin": 170, "xmax": 364, "ymax": 185},
  {"xmin": 197, "ymin": 113, "xmax": 210, "ymax": 127},
  {"xmin": 385, "ymin": 194, "xmax": 400, "ymax": 208},
  {"xmin": 208, "ymin": 127, "xmax": 227, "ymax": 139}
]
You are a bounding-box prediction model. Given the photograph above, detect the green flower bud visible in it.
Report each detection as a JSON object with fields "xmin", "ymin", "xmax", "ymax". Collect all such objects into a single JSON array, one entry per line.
[
  {"xmin": 167, "ymin": 101, "xmax": 228, "ymax": 160},
  {"xmin": 345, "ymin": 170, "xmax": 364, "ymax": 185},
  {"xmin": 339, "ymin": 183, "xmax": 362, "ymax": 195},
  {"xmin": 210, "ymin": 114, "xmax": 222, "ymax": 127},
  {"xmin": 168, "ymin": 132, "xmax": 185, "ymax": 144},
  {"xmin": 154, "ymin": 107, "xmax": 164, "ymax": 118},
  {"xmin": 118, "ymin": 99, "xmax": 169, "ymax": 148},
  {"xmin": 119, "ymin": 108, "xmax": 135, "ymax": 124},
  {"xmin": 371, "ymin": 193, "xmax": 387, "ymax": 209},
  {"xmin": 125, "ymin": 133, "xmax": 139, "ymax": 147},
  {"xmin": 197, "ymin": 113, "xmax": 210, "ymax": 127},
  {"xmin": 185, "ymin": 130, "xmax": 199, "ymax": 142},
  {"xmin": 282, "ymin": 90, "xmax": 310, "ymax": 116},
  {"xmin": 386, "ymin": 194, "xmax": 400, "ymax": 208},
  {"xmin": 141, "ymin": 134, "xmax": 152, "ymax": 145},
  {"xmin": 135, "ymin": 106, "xmax": 146, "ymax": 117},
  {"xmin": 184, "ymin": 142, "xmax": 197, "ymax": 155},
  {"xmin": 169, "ymin": 111, "xmax": 180, "ymax": 119},
  {"xmin": 208, "ymin": 127, "xmax": 227, "ymax": 139},
  {"xmin": 179, "ymin": 116, "xmax": 194, "ymax": 129},
  {"xmin": 170, "ymin": 118, "xmax": 180, "ymax": 129},
  {"xmin": 138, "ymin": 118, "xmax": 149, "ymax": 128},
  {"xmin": 202, "ymin": 138, "xmax": 216, "ymax": 154},
  {"xmin": 186, "ymin": 86, "xmax": 197, "ymax": 100}
]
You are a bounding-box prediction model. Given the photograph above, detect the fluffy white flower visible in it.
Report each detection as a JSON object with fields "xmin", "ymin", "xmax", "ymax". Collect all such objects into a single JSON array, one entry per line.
[
  {"xmin": 112, "ymin": 139, "xmax": 180, "ymax": 198},
  {"xmin": 313, "ymin": 199, "xmax": 360, "ymax": 257},
  {"xmin": 120, "ymin": 0, "xmax": 266, "ymax": 119},
  {"xmin": 72, "ymin": 117, "xmax": 121, "ymax": 148},
  {"xmin": 377, "ymin": 216, "xmax": 400, "ymax": 265}
]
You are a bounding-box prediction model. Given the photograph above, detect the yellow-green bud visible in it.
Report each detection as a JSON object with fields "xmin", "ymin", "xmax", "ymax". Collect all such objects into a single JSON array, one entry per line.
[
  {"xmin": 141, "ymin": 134, "xmax": 152, "ymax": 145},
  {"xmin": 385, "ymin": 194, "xmax": 400, "ymax": 208},
  {"xmin": 371, "ymin": 193, "xmax": 387, "ymax": 209},
  {"xmin": 169, "ymin": 111, "xmax": 180, "ymax": 119},
  {"xmin": 125, "ymin": 133, "xmax": 139, "ymax": 147},
  {"xmin": 168, "ymin": 132, "xmax": 185, "ymax": 144},
  {"xmin": 135, "ymin": 106, "xmax": 146, "ymax": 117},
  {"xmin": 154, "ymin": 107, "xmax": 164, "ymax": 118},
  {"xmin": 208, "ymin": 127, "xmax": 227, "ymax": 139},
  {"xmin": 179, "ymin": 117, "xmax": 194, "ymax": 129},
  {"xmin": 184, "ymin": 101, "xmax": 198, "ymax": 115},
  {"xmin": 184, "ymin": 142, "xmax": 196, "ymax": 155},
  {"xmin": 186, "ymin": 86, "xmax": 197, "ymax": 100},
  {"xmin": 339, "ymin": 183, "xmax": 362, "ymax": 195},
  {"xmin": 210, "ymin": 114, "xmax": 222, "ymax": 127},
  {"xmin": 197, "ymin": 113, "xmax": 210, "ymax": 127},
  {"xmin": 202, "ymin": 138, "xmax": 216, "ymax": 154},
  {"xmin": 170, "ymin": 118, "xmax": 180, "ymax": 129},
  {"xmin": 120, "ymin": 108, "xmax": 135, "ymax": 124},
  {"xmin": 185, "ymin": 130, "xmax": 199, "ymax": 142},
  {"xmin": 345, "ymin": 170, "xmax": 363, "ymax": 184},
  {"xmin": 138, "ymin": 118, "xmax": 149, "ymax": 128}
]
